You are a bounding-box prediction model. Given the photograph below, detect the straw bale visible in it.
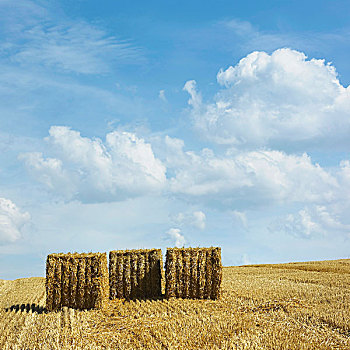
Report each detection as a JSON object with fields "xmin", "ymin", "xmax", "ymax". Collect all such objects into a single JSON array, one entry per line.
[
  {"xmin": 123, "ymin": 252, "xmax": 132, "ymax": 299},
  {"xmin": 93, "ymin": 253, "xmax": 109, "ymax": 309},
  {"xmin": 109, "ymin": 253, "xmax": 117, "ymax": 299},
  {"xmin": 46, "ymin": 253, "xmax": 108, "ymax": 311},
  {"xmin": 210, "ymin": 247, "xmax": 222, "ymax": 300},
  {"xmin": 165, "ymin": 249, "xmax": 176, "ymax": 298},
  {"xmin": 45, "ymin": 255, "xmax": 55, "ymax": 311},
  {"xmin": 189, "ymin": 249, "xmax": 198, "ymax": 298},
  {"xmin": 130, "ymin": 253, "xmax": 138, "ymax": 299},
  {"xmin": 76, "ymin": 258, "xmax": 86, "ymax": 309},
  {"xmin": 69, "ymin": 257, "xmax": 78, "ymax": 309},
  {"xmin": 116, "ymin": 254, "xmax": 124, "ymax": 297},
  {"xmin": 62, "ymin": 257, "xmax": 70, "ymax": 306},
  {"xmin": 149, "ymin": 249, "xmax": 163, "ymax": 297},
  {"xmin": 182, "ymin": 249, "xmax": 190, "ymax": 298},
  {"xmin": 197, "ymin": 249, "xmax": 206, "ymax": 299},
  {"xmin": 204, "ymin": 249, "xmax": 213, "ymax": 298},
  {"xmin": 165, "ymin": 247, "xmax": 222, "ymax": 300},
  {"xmin": 175, "ymin": 250, "xmax": 183, "ymax": 297},
  {"xmin": 137, "ymin": 252, "xmax": 146, "ymax": 296},
  {"xmin": 109, "ymin": 249, "xmax": 163, "ymax": 299},
  {"xmin": 144, "ymin": 251, "xmax": 151, "ymax": 297},
  {"xmin": 84, "ymin": 256, "xmax": 92, "ymax": 308},
  {"xmin": 53, "ymin": 258, "xmax": 62, "ymax": 309}
]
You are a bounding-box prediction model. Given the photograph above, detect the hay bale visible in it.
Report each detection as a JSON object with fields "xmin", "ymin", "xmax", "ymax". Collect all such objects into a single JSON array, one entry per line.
[
  {"xmin": 116, "ymin": 253, "xmax": 124, "ymax": 298},
  {"xmin": 210, "ymin": 247, "xmax": 222, "ymax": 300},
  {"xmin": 45, "ymin": 255, "xmax": 55, "ymax": 310},
  {"xmin": 204, "ymin": 249, "xmax": 213, "ymax": 298},
  {"xmin": 165, "ymin": 249, "xmax": 176, "ymax": 298},
  {"xmin": 138, "ymin": 252, "xmax": 146, "ymax": 296},
  {"xmin": 165, "ymin": 247, "xmax": 222, "ymax": 300},
  {"xmin": 46, "ymin": 253, "xmax": 108, "ymax": 311},
  {"xmin": 53, "ymin": 258, "xmax": 62, "ymax": 309},
  {"xmin": 61, "ymin": 257, "xmax": 70, "ymax": 306},
  {"xmin": 197, "ymin": 249, "xmax": 206, "ymax": 299},
  {"xmin": 189, "ymin": 249, "xmax": 198, "ymax": 298},
  {"xmin": 149, "ymin": 250, "xmax": 163, "ymax": 298},
  {"xmin": 76, "ymin": 257, "xmax": 86, "ymax": 309},
  {"xmin": 130, "ymin": 253, "xmax": 138, "ymax": 299},
  {"xmin": 144, "ymin": 251, "xmax": 151, "ymax": 297},
  {"xmin": 93, "ymin": 254, "xmax": 109, "ymax": 309},
  {"xmin": 109, "ymin": 249, "xmax": 163, "ymax": 299},
  {"xmin": 109, "ymin": 253, "xmax": 117, "ymax": 299},
  {"xmin": 84, "ymin": 257, "xmax": 92, "ymax": 308},
  {"xmin": 182, "ymin": 249, "xmax": 190, "ymax": 298},
  {"xmin": 175, "ymin": 250, "xmax": 183, "ymax": 298},
  {"xmin": 123, "ymin": 252, "xmax": 131, "ymax": 299},
  {"xmin": 69, "ymin": 257, "xmax": 78, "ymax": 309}
]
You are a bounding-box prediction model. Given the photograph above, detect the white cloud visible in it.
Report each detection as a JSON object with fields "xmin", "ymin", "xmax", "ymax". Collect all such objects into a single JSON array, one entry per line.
[
  {"xmin": 183, "ymin": 80, "xmax": 202, "ymax": 109},
  {"xmin": 166, "ymin": 228, "xmax": 186, "ymax": 247},
  {"xmin": 0, "ymin": 1, "xmax": 142, "ymax": 75},
  {"xmin": 192, "ymin": 211, "xmax": 206, "ymax": 230},
  {"xmin": 172, "ymin": 210, "xmax": 206, "ymax": 230},
  {"xmin": 8, "ymin": 22, "xmax": 142, "ymax": 74},
  {"xmin": 232, "ymin": 210, "xmax": 248, "ymax": 229},
  {"xmin": 20, "ymin": 126, "xmax": 166, "ymax": 202},
  {"xmin": 0, "ymin": 198, "xmax": 30, "ymax": 244},
  {"xmin": 269, "ymin": 204, "xmax": 350, "ymax": 238},
  {"xmin": 185, "ymin": 48, "xmax": 350, "ymax": 150},
  {"xmin": 19, "ymin": 127, "xmax": 347, "ymax": 225},
  {"xmin": 164, "ymin": 136, "xmax": 338, "ymax": 206},
  {"xmin": 159, "ymin": 89, "xmax": 167, "ymax": 101},
  {"xmin": 223, "ymin": 19, "xmax": 255, "ymax": 37}
]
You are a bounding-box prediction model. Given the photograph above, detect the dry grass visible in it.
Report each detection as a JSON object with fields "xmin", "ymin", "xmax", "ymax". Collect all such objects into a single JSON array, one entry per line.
[{"xmin": 1, "ymin": 259, "xmax": 349, "ymax": 349}]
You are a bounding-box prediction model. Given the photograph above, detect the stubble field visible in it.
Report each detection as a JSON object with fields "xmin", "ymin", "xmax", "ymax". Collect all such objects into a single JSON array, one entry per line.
[{"xmin": 0, "ymin": 259, "xmax": 349, "ymax": 349}]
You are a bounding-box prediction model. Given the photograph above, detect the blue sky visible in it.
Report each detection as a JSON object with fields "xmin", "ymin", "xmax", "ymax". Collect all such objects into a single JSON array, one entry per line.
[{"xmin": 1, "ymin": 0, "xmax": 350, "ymax": 279}]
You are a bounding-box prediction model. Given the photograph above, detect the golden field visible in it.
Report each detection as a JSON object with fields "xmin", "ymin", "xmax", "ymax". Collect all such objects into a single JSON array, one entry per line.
[{"xmin": 0, "ymin": 259, "xmax": 349, "ymax": 349}]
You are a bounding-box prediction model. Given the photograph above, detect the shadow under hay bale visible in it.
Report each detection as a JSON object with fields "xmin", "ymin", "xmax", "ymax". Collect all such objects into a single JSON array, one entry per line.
[
  {"xmin": 109, "ymin": 249, "xmax": 163, "ymax": 300},
  {"xmin": 5, "ymin": 303, "xmax": 46, "ymax": 314},
  {"xmin": 165, "ymin": 247, "xmax": 222, "ymax": 300},
  {"xmin": 46, "ymin": 252, "xmax": 108, "ymax": 312}
]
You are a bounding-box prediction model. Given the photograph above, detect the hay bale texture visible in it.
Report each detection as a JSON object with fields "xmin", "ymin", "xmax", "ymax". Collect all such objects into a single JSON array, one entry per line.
[
  {"xmin": 165, "ymin": 247, "xmax": 222, "ymax": 300},
  {"xmin": 109, "ymin": 249, "xmax": 163, "ymax": 299},
  {"xmin": 46, "ymin": 253, "xmax": 108, "ymax": 311}
]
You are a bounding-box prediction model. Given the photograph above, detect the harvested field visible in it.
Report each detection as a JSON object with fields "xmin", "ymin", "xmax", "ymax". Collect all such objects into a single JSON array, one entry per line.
[
  {"xmin": 109, "ymin": 249, "xmax": 162, "ymax": 299},
  {"xmin": 165, "ymin": 247, "xmax": 222, "ymax": 299},
  {"xmin": 46, "ymin": 253, "xmax": 108, "ymax": 311},
  {"xmin": 1, "ymin": 259, "xmax": 350, "ymax": 349}
]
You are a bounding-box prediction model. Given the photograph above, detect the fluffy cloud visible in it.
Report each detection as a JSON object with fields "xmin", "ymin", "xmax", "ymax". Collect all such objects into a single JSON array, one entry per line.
[
  {"xmin": 185, "ymin": 48, "xmax": 350, "ymax": 149},
  {"xmin": 166, "ymin": 228, "xmax": 186, "ymax": 247},
  {"xmin": 0, "ymin": 198, "xmax": 30, "ymax": 244},
  {"xmin": 20, "ymin": 126, "xmax": 166, "ymax": 202},
  {"xmin": 164, "ymin": 135, "xmax": 338, "ymax": 207},
  {"xmin": 20, "ymin": 127, "xmax": 344, "ymax": 214},
  {"xmin": 268, "ymin": 159, "xmax": 350, "ymax": 238},
  {"xmin": 269, "ymin": 205, "xmax": 350, "ymax": 238},
  {"xmin": 172, "ymin": 210, "xmax": 206, "ymax": 230}
]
